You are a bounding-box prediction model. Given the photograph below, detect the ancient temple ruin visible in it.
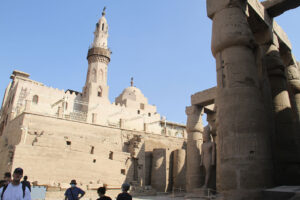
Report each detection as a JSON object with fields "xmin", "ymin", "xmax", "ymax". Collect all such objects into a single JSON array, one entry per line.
[{"xmin": 186, "ymin": 0, "xmax": 300, "ymax": 199}]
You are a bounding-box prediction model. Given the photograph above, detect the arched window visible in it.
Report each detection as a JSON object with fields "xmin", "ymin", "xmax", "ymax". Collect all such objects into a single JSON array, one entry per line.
[
  {"xmin": 97, "ymin": 87, "xmax": 102, "ymax": 97},
  {"xmin": 102, "ymin": 23, "xmax": 104, "ymax": 31},
  {"xmin": 91, "ymin": 69, "xmax": 97, "ymax": 83},
  {"xmin": 32, "ymin": 95, "xmax": 39, "ymax": 104}
]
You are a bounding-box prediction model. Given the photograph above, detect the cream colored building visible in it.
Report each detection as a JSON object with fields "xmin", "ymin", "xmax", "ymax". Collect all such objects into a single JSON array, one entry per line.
[{"xmin": 0, "ymin": 9, "xmax": 186, "ymax": 193}]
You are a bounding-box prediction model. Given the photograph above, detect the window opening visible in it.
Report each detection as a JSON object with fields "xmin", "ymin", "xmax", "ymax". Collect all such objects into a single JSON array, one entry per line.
[
  {"xmin": 32, "ymin": 95, "xmax": 39, "ymax": 104},
  {"xmin": 98, "ymin": 87, "xmax": 102, "ymax": 97},
  {"xmin": 109, "ymin": 151, "xmax": 113, "ymax": 160},
  {"xmin": 90, "ymin": 146, "xmax": 94, "ymax": 154},
  {"xmin": 66, "ymin": 141, "xmax": 71, "ymax": 145}
]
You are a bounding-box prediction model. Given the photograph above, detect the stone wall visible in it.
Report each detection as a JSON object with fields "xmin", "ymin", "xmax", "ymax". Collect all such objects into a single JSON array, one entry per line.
[{"xmin": 0, "ymin": 112, "xmax": 186, "ymax": 191}]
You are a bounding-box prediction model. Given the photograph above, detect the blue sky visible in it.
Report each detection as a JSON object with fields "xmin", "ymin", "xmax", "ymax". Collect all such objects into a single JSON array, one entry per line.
[{"xmin": 0, "ymin": 1, "xmax": 299, "ymax": 124}]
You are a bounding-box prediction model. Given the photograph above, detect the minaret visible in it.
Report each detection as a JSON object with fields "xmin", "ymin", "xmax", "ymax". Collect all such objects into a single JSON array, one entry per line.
[{"xmin": 83, "ymin": 7, "xmax": 111, "ymax": 105}]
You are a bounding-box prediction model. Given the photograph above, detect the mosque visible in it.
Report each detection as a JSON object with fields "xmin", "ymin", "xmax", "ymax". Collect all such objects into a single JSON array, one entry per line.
[{"xmin": 0, "ymin": 8, "xmax": 187, "ymax": 194}]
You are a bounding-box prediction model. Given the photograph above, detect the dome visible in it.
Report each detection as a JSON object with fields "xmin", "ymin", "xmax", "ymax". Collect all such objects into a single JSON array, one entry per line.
[{"xmin": 115, "ymin": 86, "xmax": 148, "ymax": 105}]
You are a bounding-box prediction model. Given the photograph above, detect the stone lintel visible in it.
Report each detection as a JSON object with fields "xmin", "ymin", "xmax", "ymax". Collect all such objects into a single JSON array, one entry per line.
[
  {"xmin": 191, "ymin": 87, "xmax": 216, "ymax": 106},
  {"xmin": 273, "ymin": 21, "xmax": 292, "ymax": 50},
  {"xmin": 262, "ymin": 0, "xmax": 300, "ymax": 18},
  {"xmin": 247, "ymin": 0, "xmax": 292, "ymax": 50}
]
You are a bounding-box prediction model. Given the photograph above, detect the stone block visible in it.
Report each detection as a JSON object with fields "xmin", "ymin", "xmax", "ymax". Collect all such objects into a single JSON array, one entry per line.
[
  {"xmin": 191, "ymin": 87, "xmax": 216, "ymax": 106},
  {"xmin": 262, "ymin": 0, "xmax": 300, "ymax": 18}
]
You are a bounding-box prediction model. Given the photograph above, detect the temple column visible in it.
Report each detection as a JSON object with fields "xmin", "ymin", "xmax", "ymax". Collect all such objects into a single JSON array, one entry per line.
[
  {"xmin": 185, "ymin": 105, "xmax": 203, "ymax": 192},
  {"xmin": 262, "ymin": 42, "xmax": 300, "ymax": 185},
  {"xmin": 207, "ymin": 1, "xmax": 274, "ymax": 199}
]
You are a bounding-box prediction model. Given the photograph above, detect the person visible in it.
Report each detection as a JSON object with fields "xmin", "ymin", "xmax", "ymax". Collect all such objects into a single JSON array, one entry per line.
[
  {"xmin": 0, "ymin": 173, "xmax": 11, "ymax": 188},
  {"xmin": 116, "ymin": 183, "xmax": 132, "ymax": 200},
  {"xmin": 0, "ymin": 180, "xmax": 6, "ymax": 188},
  {"xmin": 3, "ymin": 173, "xmax": 11, "ymax": 186},
  {"xmin": 64, "ymin": 180, "xmax": 85, "ymax": 200},
  {"xmin": 97, "ymin": 187, "xmax": 111, "ymax": 200},
  {"xmin": 21, "ymin": 176, "xmax": 31, "ymax": 192},
  {"xmin": 0, "ymin": 167, "xmax": 31, "ymax": 200}
]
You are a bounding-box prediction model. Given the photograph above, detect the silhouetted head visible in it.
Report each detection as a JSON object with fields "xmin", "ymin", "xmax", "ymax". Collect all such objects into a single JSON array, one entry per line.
[
  {"xmin": 24, "ymin": 176, "xmax": 28, "ymax": 181},
  {"xmin": 97, "ymin": 187, "xmax": 106, "ymax": 196},
  {"xmin": 4, "ymin": 172, "xmax": 11, "ymax": 181},
  {"xmin": 122, "ymin": 183, "xmax": 130, "ymax": 192}
]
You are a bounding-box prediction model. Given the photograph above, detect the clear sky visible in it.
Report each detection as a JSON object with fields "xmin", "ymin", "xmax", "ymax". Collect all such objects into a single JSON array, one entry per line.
[{"xmin": 0, "ymin": 1, "xmax": 299, "ymax": 124}]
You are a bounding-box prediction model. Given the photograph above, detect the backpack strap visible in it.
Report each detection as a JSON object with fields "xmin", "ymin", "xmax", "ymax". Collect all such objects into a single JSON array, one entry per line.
[{"xmin": 1, "ymin": 184, "xmax": 8, "ymax": 199}]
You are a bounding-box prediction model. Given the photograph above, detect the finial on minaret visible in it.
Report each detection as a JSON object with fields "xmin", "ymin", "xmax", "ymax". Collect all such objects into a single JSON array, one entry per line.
[
  {"xmin": 130, "ymin": 77, "xmax": 134, "ymax": 87},
  {"xmin": 102, "ymin": 7, "xmax": 106, "ymax": 16}
]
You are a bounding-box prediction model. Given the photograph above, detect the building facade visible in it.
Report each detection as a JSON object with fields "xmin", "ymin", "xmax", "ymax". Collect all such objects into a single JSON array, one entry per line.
[{"xmin": 0, "ymin": 9, "xmax": 186, "ymax": 192}]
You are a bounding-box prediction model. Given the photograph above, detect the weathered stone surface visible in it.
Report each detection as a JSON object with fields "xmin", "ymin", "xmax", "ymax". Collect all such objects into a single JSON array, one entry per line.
[
  {"xmin": 210, "ymin": 3, "xmax": 274, "ymax": 199},
  {"xmin": 247, "ymin": 0, "xmax": 292, "ymax": 50},
  {"xmin": 262, "ymin": 0, "xmax": 300, "ymax": 18},
  {"xmin": 185, "ymin": 106, "xmax": 204, "ymax": 192},
  {"xmin": 151, "ymin": 148, "xmax": 167, "ymax": 192},
  {"xmin": 191, "ymin": 87, "xmax": 216, "ymax": 106},
  {"xmin": 172, "ymin": 149, "xmax": 186, "ymax": 191}
]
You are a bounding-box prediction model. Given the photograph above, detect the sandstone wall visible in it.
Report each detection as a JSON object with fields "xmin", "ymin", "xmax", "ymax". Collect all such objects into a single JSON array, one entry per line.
[{"xmin": 0, "ymin": 112, "xmax": 186, "ymax": 191}]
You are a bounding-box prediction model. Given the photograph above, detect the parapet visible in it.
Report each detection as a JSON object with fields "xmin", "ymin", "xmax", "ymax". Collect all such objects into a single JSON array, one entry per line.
[{"xmin": 11, "ymin": 70, "xmax": 30, "ymax": 79}]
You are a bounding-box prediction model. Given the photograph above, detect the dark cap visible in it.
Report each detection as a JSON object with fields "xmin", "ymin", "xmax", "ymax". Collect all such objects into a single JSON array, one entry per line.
[
  {"xmin": 70, "ymin": 180, "xmax": 77, "ymax": 185},
  {"xmin": 13, "ymin": 168, "xmax": 23, "ymax": 175}
]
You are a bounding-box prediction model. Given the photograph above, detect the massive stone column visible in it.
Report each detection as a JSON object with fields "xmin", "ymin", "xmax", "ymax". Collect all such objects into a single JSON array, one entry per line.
[
  {"xmin": 263, "ymin": 43, "xmax": 300, "ymax": 185},
  {"xmin": 185, "ymin": 105, "xmax": 203, "ymax": 192},
  {"xmin": 151, "ymin": 148, "xmax": 167, "ymax": 192},
  {"xmin": 172, "ymin": 149, "xmax": 186, "ymax": 191},
  {"xmin": 207, "ymin": 1, "xmax": 274, "ymax": 199},
  {"xmin": 283, "ymin": 53, "xmax": 300, "ymax": 123}
]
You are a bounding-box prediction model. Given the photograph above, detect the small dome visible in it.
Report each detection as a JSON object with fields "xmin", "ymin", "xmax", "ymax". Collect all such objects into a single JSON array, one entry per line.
[{"xmin": 115, "ymin": 86, "xmax": 148, "ymax": 105}]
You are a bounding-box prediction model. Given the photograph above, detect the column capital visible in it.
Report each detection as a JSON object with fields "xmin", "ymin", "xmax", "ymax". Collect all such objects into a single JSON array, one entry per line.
[{"xmin": 186, "ymin": 105, "xmax": 204, "ymax": 133}]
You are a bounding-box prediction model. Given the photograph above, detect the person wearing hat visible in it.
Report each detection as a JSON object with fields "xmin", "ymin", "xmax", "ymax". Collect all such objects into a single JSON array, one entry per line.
[
  {"xmin": 0, "ymin": 167, "xmax": 31, "ymax": 200},
  {"xmin": 64, "ymin": 180, "xmax": 85, "ymax": 200},
  {"xmin": 116, "ymin": 183, "xmax": 132, "ymax": 200}
]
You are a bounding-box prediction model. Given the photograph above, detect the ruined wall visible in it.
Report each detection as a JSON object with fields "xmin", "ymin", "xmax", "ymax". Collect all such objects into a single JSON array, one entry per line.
[{"xmin": 0, "ymin": 112, "xmax": 186, "ymax": 191}]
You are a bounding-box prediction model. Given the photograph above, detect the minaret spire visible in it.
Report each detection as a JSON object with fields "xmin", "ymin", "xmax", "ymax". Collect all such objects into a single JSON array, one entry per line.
[
  {"xmin": 130, "ymin": 77, "xmax": 134, "ymax": 87},
  {"xmin": 92, "ymin": 7, "xmax": 109, "ymax": 49},
  {"xmin": 83, "ymin": 8, "xmax": 111, "ymax": 105},
  {"xmin": 102, "ymin": 7, "xmax": 106, "ymax": 16}
]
